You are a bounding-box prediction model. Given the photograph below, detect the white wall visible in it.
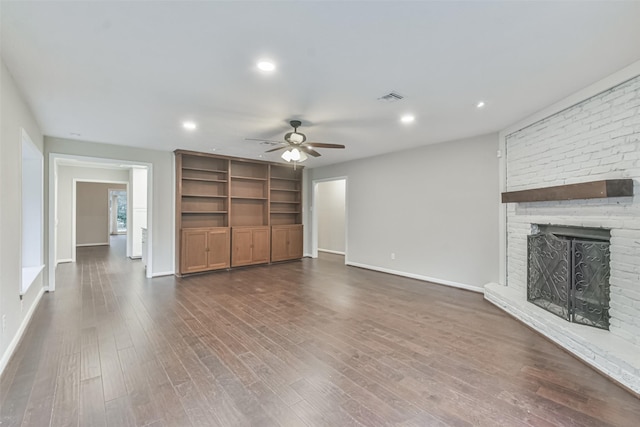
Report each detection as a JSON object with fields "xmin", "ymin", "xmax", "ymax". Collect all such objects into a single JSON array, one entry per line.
[
  {"xmin": 130, "ymin": 167, "xmax": 147, "ymax": 257},
  {"xmin": 76, "ymin": 182, "xmax": 125, "ymax": 246},
  {"xmin": 316, "ymin": 179, "xmax": 346, "ymax": 254},
  {"xmin": 45, "ymin": 136, "xmax": 175, "ymax": 276},
  {"xmin": 0, "ymin": 59, "xmax": 46, "ymax": 374},
  {"xmin": 56, "ymin": 165, "xmax": 129, "ymax": 260},
  {"xmin": 305, "ymin": 133, "xmax": 499, "ymax": 290}
]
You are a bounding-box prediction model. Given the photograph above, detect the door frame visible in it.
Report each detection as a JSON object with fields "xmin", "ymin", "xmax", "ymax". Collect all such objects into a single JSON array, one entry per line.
[{"xmin": 310, "ymin": 176, "xmax": 348, "ymax": 263}]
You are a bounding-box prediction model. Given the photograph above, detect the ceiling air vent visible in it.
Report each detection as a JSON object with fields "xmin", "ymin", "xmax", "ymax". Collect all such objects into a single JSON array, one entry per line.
[{"xmin": 377, "ymin": 92, "xmax": 404, "ymax": 103}]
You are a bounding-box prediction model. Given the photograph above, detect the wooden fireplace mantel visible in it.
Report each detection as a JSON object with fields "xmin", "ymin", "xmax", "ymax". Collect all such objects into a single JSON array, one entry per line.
[{"xmin": 501, "ymin": 179, "xmax": 634, "ymax": 203}]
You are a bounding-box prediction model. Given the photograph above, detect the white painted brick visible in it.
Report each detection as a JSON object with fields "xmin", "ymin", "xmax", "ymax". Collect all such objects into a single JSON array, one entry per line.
[
  {"xmin": 504, "ymin": 75, "xmax": 640, "ymax": 390},
  {"xmin": 610, "ymin": 302, "xmax": 636, "ymax": 319},
  {"xmin": 610, "ymin": 327, "xmax": 637, "ymax": 345},
  {"xmin": 594, "ymin": 355, "xmax": 622, "ymax": 375},
  {"xmin": 611, "ymin": 127, "xmax": 636, "ymax": 139}
]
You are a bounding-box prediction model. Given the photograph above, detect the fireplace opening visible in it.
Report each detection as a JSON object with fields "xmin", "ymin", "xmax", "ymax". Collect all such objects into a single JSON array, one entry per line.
[{"xmin": 527, "ymin": 225, "xmax": 610, "ymax": 330}]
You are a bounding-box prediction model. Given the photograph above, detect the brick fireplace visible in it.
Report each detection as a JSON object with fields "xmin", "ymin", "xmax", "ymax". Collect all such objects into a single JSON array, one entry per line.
[{"xmin": 486, "ymin": 72, "xmax": 640, "ymax": 395}]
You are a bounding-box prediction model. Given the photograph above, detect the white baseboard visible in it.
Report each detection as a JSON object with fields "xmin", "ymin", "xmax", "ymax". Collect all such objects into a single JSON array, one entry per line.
[
  {"xmin": 318, "ymin": 248, "xmax": 346, "ymax": 255},
  {"xmin": 346, "ymin": 261, "xmax": 484, "ymax": 293},
  {"xmin": 303, "ymin": 252, "xmax": 314, "ymax": 258},
  {"xmin": 56, "ymin": 258, "xmax": 72, "ymax": 265},
  {"xmin": 0, "ymin": 286, "xmax": 46, "ymax": 377},
  {"xmin": 76, "ymin": 242, "xmax": 109, "ymax": 247},
  {"xmin": 151, "ymin": 271, "xmax": 174, "ymax": 278}
]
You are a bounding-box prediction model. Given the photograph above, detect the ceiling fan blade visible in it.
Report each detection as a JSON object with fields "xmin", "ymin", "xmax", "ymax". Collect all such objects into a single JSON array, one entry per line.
[
  {"xmin": 265, "ymin": 145, "xmax": 290, "ymax": 153},
  {"xmin": 245, "ymin": 138, "xmax": 283, "ymax": 144},
  {"xmin": 303, "ymin": 142, "xmax": 345, "ymax": 149},
  {"xmin": 299, "ymin": 146, "xmax": 322, "ymax": 157}
]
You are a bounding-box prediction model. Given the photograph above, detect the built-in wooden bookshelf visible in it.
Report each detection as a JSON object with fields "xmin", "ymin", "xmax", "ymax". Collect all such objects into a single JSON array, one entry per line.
[
  {"xmin": 178, "ymin": 155, "xmax": 228, "ymax": 232},
  {"xmin": 230, "ymin": 160, "xmax": 269, "ymax": 228},
  {"xmin": 175, "ymin": 150, "xmax": 303, "ymax": 275},
  {"xmin": 270, "ymin": 165, "xmax": 302, "ymax": 226}
]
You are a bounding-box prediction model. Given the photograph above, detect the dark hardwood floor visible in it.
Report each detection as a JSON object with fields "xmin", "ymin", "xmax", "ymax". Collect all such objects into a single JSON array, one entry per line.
[{"xmin": 1, "ymin": 236, "xmax": 638, "ymax": 426}]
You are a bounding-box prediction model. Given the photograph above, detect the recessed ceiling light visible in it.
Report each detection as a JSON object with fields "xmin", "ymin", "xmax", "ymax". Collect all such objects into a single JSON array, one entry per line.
[
  {"xmin": 70, "ymin": 132, "xmax": 81, "ymax": 137},
  {"xmin": 476, "ymin": 101, "xmax": 486, "ymax": 108},
  {"xmin": 182, "ymin": 121, "xmax": 197, "ymax": 130},
  {"xmin": 257, "ymin": 60, "xmax": 276, "ymax": 72},
  {"xmin": 400, "ymin": 114, "xmax": 415, "ymax": 124}
]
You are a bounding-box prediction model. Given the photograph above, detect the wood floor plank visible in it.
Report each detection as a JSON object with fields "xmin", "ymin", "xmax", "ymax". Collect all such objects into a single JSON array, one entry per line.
[
  {"xmin": 117, "ymin": 346, "xmax": 162, "ymax": 426},
  {"xmin": 19, "ymin": 333, "xmax": 62, "ymax": 427},
  {"xmin": 289, "ymin": 377, "xmax": 362, "ymax": 426},
  {"xmin": 79, "ymin": 376, "xmax": 106, "ymax": 427},
  {"xmin": 244, "ymin": 379, "xmax": 306, "ymax": 427},
  {"xmin": 80, "ymin": 327, "xmax": 101, "ymax": 381},
  {"xmin": 0, "ymin": 309, "xmax": 50, "ymax": 427},
  {"xmin": 1, "ymin": 237, "xmax": 638, "ymax": 427},
  {"xmin": 105, "ymin": 395, "xmax": 136, "ymax": 427},
  {"xmin": 98, "ymin": 332, "xmax": 127, "ymax": 402},
  {"xmin": 50, "ymin": 353, "xmax": 80, "ymax": 427}
]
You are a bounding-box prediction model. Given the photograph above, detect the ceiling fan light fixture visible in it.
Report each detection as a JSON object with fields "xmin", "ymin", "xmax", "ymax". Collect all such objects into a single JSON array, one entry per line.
[
  {"xmin": 281, "ymin": 150, "xmax": 292, "ymax": 162},
  {"xmin": 285, "ymin": 131, "xmax": 306, "ymax": 144},
  {"xmin": 299, "ymin": 150, "xmax": 308, "ymax": 161},
  {"xmin": 281, "ymin": 148, "xmax": 307, "ymax": 163}
]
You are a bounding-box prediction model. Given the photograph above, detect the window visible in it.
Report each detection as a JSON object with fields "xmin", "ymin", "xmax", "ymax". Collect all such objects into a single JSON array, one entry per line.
[{"xmin": 21, "ymin": 129, "xmax": 44, "ymax": 295}]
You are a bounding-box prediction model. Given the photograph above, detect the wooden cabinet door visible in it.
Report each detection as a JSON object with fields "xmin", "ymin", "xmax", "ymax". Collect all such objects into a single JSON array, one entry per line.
[
  {"xmin": 181, "ymin": 230, "xmax": 208, "ymax": 273},
  {"xmin": 252, "ymin": 227, "xmax": 270, "ymax": 264},
  {"xmin": 207, "ymin": 228, "xmax": 230, "ymax": 270},
  {"xmin": 288, "ymin": 225, "xmax": 303, "ymax": 259},
  {"xmin": 271, "ymin": 225, "xmax": 303, "ymax": 262},
  {"xmin": 232, "ymin": 227, "xmax": 270, "ymax": 266},
  {"xmin": 232, "ymin": 228, "xmax": 253, "ymax": 267},
  {"xmin": 271, "ymin": 227, "xmax": 289, "ymax": 262}
]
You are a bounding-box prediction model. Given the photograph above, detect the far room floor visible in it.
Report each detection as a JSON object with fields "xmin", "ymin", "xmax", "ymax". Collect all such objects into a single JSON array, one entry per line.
[{"xmin": 1, "ymin": 238, "xmax": 638, "ymax": 426}]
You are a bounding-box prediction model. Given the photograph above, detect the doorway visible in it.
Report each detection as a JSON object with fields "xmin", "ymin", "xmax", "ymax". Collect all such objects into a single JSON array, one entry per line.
[
  {"xmin": 48, "ymin": 154, "xmax": 153, "ymax": 292},
  {"xmin": 74, "ymin": 180, "xmax": 128, "ymax": 253},
  {"xmin": 312, "ymin": 177, "xmax": 347, "ymax": 261}
]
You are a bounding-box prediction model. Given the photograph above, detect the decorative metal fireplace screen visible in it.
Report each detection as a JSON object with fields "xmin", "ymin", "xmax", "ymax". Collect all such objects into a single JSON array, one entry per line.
[{"xmin": 527, "ymin": 226, "xmax": 610, "ymax": 330}]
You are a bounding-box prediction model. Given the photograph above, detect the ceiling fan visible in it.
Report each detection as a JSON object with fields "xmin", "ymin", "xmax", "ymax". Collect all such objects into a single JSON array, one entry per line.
[{"xmin": 246, "ymin": 120, "xmax": 345, "ymax": 162}]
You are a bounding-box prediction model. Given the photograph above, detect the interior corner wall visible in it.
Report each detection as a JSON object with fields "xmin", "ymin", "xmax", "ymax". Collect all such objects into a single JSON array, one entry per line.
[
  {"xmin": 305, "ymin": 133, "xmax": 500, "ymax": 290},
  {"xmin": 0, "ymin": 58, "xmax": 45, "ymax": 372},
  {"xmin": 56, "ymin": 166, "xmax": 129, "ymax": 260},
  {"xmin": 45, "ymin": 137, "xmax": 175, "ymax": 276},
  {"xmin": 316, "ymin": 179, "xmax": 346, "ymax": 253},
  {"xmin": 76, "ymin": 182, "xmax": 126, "ymax": 246}
]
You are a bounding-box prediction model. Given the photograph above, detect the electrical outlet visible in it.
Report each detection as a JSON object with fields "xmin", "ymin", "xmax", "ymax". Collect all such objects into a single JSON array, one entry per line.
[
  {"xmin": 391, "ymin": 253, "xmax": 396, "ymax": 260},
  {"xmin": 2, "ymin": 315, "xmax": 6, "ymax": 332}
]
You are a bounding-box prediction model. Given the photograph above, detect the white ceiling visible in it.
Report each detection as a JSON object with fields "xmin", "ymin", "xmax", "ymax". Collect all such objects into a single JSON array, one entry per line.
[{"xmin": 2, "ymin": 1, "xmax": 640, "ymax": 168}]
